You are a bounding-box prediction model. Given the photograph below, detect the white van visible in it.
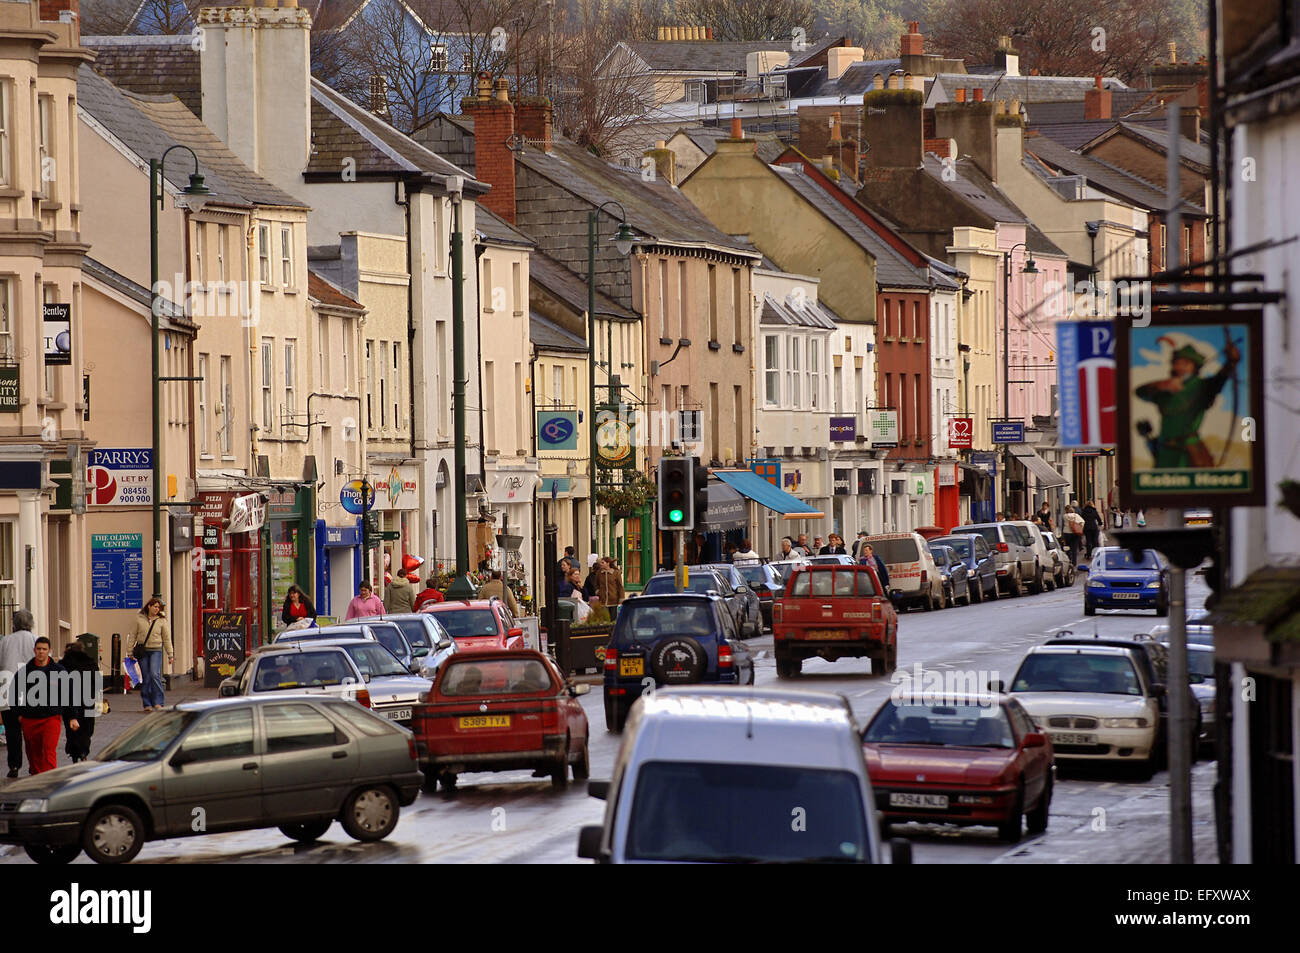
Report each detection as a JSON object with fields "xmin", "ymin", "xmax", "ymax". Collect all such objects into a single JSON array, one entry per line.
[
  {"xmin": 1005, "ymin": 521, "xmax": 1054, "ymax": 594},
  {"xmin": 864, "ymin": 532, "xmax": 946, "ymax": 610},
  {"xmin": 576, "ymin": 687, "xmax": 907, "ymax": 864}
]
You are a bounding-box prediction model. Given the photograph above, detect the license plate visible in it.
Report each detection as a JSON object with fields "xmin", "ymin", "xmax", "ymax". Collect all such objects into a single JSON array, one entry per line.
[
  {"xmin": 619, "ymin": 657, "xmax": 644, "ymax": 677},
  {"xmin": 1053, "ymin": 732, "xmax": 1096, "ymax": 745},
  {"xmin": 1112, "ymin": 592, "xmax": 1141, "ymax": 599},
  {"xmin": 458, "ymin": 715, "xmax": 511, "ymax": 729},
  {"xmin": 890, "ymin": 792, "xmax": 949, "ymax": 809},
  {"xmin": 813, "ymin": 630, "xmax": 850, "ymax": 640},
  {"xmin": 384, "ymin": 708, "xmax": 413, "ymax": 722}
]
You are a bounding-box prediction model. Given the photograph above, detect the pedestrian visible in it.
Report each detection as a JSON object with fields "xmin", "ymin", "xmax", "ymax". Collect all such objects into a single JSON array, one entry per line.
[
  {"xmin": 595, "ymin": 558, "xmax": 625, "ymax": 608},
  {"xmin": 795, "ymin": 533, "xmax": 811, "ymax": 556},
  {"xmin": 723, "ymin": 541, "xmax": 738, "ymax": 563},
  {"xmin": 281, "ymin": 584, "xmax": 317, "ymax": 627},
  {"xmin": 386, "ymin": 566, "xmax": 416, "ymax": 615},
  {"xmin": 583, "ymin": 554, "xmax": 601, "ymax": 599},
  {"xmin": 1038, "ymin": 501, "xmax": 1052, "ymax": 531},
  {"xmin": 413, "ymin": 575, "xmax": 445, "ymax": 610},
  {"xmin": 478, "ymin": 570, "xmax": 520, "ymax": 615},
  {"xmin": 732, "ymin": 538, "xmax": 760, "ymax": 564},
  {"xmin": 130, "ymin": 597, "xmax": 174, "ymax": 712},
  {"xmin": 16, "ymin": 637, "xmax": 80, "ymax": 774},
  {"xmin": 819, "ymin": 533, "xmax": 847, "ymax": 556},
  {"xmin": 995, "ymin": 511, "xmax": 1006, "ymax": 521},
  {"xmin": 568, "ymin": 586, "xmax": 592, "ymax": 624},
  {"xmin": 1063, "ymin": 504, "xmax": 1085, "ymax": 565},
  {"xmin": 858, "ymin": 544, "xmax": 890, "ymax": 590},
  {"xmin": 1081, "ymin": 500, "xmax": 1102, "ymax": 558},
  {"xmin": 556, "ymin": 546, "xmax": 576, "ymax": 584},
  {"xmin": 851, "ymin": 530, "xmax": 869, "ymax": 559},
  {"xmin": 0, "ymin": 609, "xmax": 38, "ymax": 778},
  {"xmin": 779, "ymin": 537, "xmax": 796, "ymax": 559},
  {"xmin": 345, "ymin": 580, "xmax": 385, "ymax": 620},
  {"xmin": 60, "ymin": 635, "xmax": 99, "ymax": 763},
  {"xmin": 812, "ymin": 535, "xmax": 825, "ymax": 554}
]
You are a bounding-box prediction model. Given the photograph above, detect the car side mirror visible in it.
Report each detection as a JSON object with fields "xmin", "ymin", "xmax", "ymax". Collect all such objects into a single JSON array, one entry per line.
[
  {"xmin": 569, "ymin": 683, "xmax": 591, "ymax": 697},
  {"xmin": 1150, "ymin": 682, "xmax": 1166, "ymax": 697},
  {"xmin": 737, "ymin": 585, "xmax": 749, "ymax": 593},
  {"xmin": 588, "ymin": 780, "xmax": 610, "ymax": 800},
  {"xmin": 219, "ymin": 683, "xmax": 238, "ymax": 697},
  {"xmin": 987, "ymin": 679, "xmax": 1006, "ymax": 693},
  {"xmin": 170, "ymin": 748, "xmax": 196, "ymax": 768},
  {"xmin": 363, "ymin": 673, "xmax": 372, "ymax": 684},
  {"xmin": 408, "ymin": 663, "xmax": 422, "ymax": 675},
  {"xmin": 889, "ymin": 837, "xmax": 913, "ymax": 865},
  {"xmin": 508, "ymin": 627, "xmax": 524, "ymax": 638},
  {"xmin": 438, "ymin": 637, "xmax": 453, "ymax": 650},
  {"xmin": 577, "ymin": 825, "xmax": 604, "ymax": 860},
  {"xmin": 1022, "ymin": 732, "xmax": 1047, "ymax": 748}
]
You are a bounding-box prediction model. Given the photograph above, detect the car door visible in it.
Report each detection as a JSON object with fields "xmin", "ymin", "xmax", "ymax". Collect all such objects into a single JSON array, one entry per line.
[
  {"xmin": 259, "ymin": 701, "xmax": 358, "ymax": 821},
  {"xmin": 717, "ymin": 602, "xmax": 753, "ymax": 684},
  {"xmin": 162, "ymin": 706, "xmax": 262, "ymax": 836},
  {"xmin": 1008, "ymin": 701, "xmax": 1049, "ymax": 806}
]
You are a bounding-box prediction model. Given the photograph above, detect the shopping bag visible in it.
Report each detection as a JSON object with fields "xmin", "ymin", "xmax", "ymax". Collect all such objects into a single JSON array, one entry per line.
[{"xmin": 123, "ymin": 656, "xmax": 142, "ymax": 691}]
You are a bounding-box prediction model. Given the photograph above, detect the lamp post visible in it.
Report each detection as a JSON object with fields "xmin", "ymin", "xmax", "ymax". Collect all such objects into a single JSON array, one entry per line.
[
  {"xmin": 586, "ymin": 202, "xmax": 636, "ymax": 558},
  {"xmin": 445, "ymin": 177, "xmax": 478, "ymax": 600},
  {"xmin": 1001, "ymin": 242, "xmax": 1036, "ymax": 515},
  {"xmin": 149, "ymin": 147, "xmax": 210, "ymax": 598}
]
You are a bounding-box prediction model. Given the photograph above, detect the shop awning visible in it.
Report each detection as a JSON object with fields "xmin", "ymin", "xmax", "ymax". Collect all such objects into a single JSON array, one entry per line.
[
  {"xmin": 701, "ymin": 482, "xmax": 748, "ymax": 531},
  {"xmin": 1010, "ymin": 448, "xmax": 1070, "ymax": 489},
  {"xmin": 713, "ymin": 469, "xmax": 824, "ymax": 519}
]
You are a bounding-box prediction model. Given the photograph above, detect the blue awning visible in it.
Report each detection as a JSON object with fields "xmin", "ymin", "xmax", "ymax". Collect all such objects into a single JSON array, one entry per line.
[{"xmin": 713, "ymin": 470, "xmax": 824, "ymax": 519}]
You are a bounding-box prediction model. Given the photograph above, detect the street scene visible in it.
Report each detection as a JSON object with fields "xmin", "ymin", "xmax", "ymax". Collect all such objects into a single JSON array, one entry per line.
[{"xmin": 0, "ymin": 0, "xmax": 1294, "ymax": 886}]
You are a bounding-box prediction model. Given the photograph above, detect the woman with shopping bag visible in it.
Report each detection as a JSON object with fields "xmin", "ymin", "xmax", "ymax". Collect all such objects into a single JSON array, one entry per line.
[{"xmin": 130, "ymin": 597, "xmax": 174, "ymax": 712}]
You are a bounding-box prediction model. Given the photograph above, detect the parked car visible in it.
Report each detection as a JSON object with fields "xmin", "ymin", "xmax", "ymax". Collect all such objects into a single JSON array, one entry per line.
[
  {"xmin": 864, "ymin": 532, "xmax": 945, "ymax": 610},
  {"xmin": 418, "ymin": 599, "xmax": 528, "ymax": 651},
  {"xmin": 1041, "ymin": 531, "xmax": 1075, "ymax": 588},
  {"xmin": 1004, "ymin": 641, "xmax": 1163, "ymax": 778},
  {"xmin": 0, "ymin": 696, "xmax": 422, "ymax": 864},
  {"xmin": 1148, "ymin": 623, "xmax": 1214, "ymax": 646},
  {"xmin": 577, "ymin": 687, "xmax": 906, "ymax": 864},
  {"xmin": 950, "ymin": 522, "xmax": 1038, "ymax": 597},
  {"xmin": 639, "ymin": 570, "xmax": 756, "ymax": 636},
  {"xmin": 1004, "ymin": 521, "xmax": 1054, "ymax": 593},
  {"xmin": 1084, "ymin": 547, "xmax": 1169, "ymax": 616},
  {"xmin": 804, "ymin": 554, "xmax": 856, "ymax": 566},
  {"xmin": 601, "ymin": 592, "xmax": 754, "ymax": 732},
  {"xmin": 698, "ymin": 563, "xmax": 763, "ymax": 633},
  {"xmin": 350, "ymin": 613, "xmax": 458, "ymax": 677},
  {"xmin": 772, "ymin": 562, "xmax": 898, "ymax": 678},
  {"xmin": 281, "ymin": 620, "xmax": 416, "ymax": 670},
  {"xmin": 411, "ymin": 650, "xmax": 590, "ymax": 791},
  {"xmin": 862, "ymin": 692, "xmax": 1054, "ymax": 842},
  {"xmin": 930, "ymin": 533, "xmax": 999, "ymax": 603},
  {"xmin": 734, "ymin": 561, "xmax": 786, "ymax": 631},
  {"xmin": 927, "ymin": 544, "xmax": 971, "ymax": 607},
  {"xmin": 1171, "ymin": 641, "xmax": 1216, "ymax": 755},
  {"xmin": 766, "ymin": 559, "xmax": 808, "ymax": 584}
]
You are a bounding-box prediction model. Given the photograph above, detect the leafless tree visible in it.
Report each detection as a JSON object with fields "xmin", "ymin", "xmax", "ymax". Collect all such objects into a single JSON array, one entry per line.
[
  {"xmin": 819, "ymin": 0, "xmax": 904, "ymax": 58},
  {"xmin": 669, "ymin": 0, "xmax": 814, "ymax": 42},
  {"xmin": 81, "ymin": 0, "xmax": 196, "ymax": 34}
]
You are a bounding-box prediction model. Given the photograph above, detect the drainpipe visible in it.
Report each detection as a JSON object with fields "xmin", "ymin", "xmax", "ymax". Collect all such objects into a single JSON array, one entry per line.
[
  {"xmin": 396, "ymin": 179, "xmax": 418, "ymax": 465},
  {"xmin": 475, "ymin": 238, "xmax": 487, "ymax": 499}
]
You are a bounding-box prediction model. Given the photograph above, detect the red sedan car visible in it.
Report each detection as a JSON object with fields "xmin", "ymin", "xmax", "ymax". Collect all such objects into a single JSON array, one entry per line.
[
  {"xmin": 861, "ymin": 693, "xmax": 1054, "ymax": 842},
  {"xmin": 411, "ymin": 649, "xmax": 590, "ymax": 791},
  {"xmin": 418, "ymin": 598, "xmax": 527, "ymax": 651}
]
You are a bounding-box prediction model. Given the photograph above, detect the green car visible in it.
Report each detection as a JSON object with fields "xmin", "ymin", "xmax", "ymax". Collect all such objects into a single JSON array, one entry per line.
[{"xmin": 0, "ymin": 695, "xmax": 423, "ymax": 864}]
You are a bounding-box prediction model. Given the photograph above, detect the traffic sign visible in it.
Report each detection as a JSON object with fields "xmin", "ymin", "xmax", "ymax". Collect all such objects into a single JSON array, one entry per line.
[
  {"xmin": 992, "ymin": 422, "xmax": 1024, "ymax": 444},
  {"xmin": 378, "ymin": 531, "xmax": 401, "ymax": 541}
]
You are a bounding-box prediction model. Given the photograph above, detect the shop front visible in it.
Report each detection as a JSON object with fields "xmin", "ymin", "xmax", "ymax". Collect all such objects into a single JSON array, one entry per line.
[
  {"xmin": 192, "ymin": 490, "xmax": 266, "ymax": 678},
  {"xmin": 370, "ymin": 464, "xmax": 419, "ymax": 601},
  {"xmin": 487, "ymin": 466, "xmax": 540, "ymax": 605},
  {"xmin": 265, "ymin": 484, "xmax": 314, "ymax": 636}
]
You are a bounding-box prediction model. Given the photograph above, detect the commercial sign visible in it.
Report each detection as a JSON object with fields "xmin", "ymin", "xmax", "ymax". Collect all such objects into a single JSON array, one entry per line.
[
  {"xmin": 829, "ymin": 416, "xmax": 857, "ymax": 442},
  {"xmin": 86, "ymin": 448, "xmax": 152, "ymax": 506},
  {"xmin": 225, "ymin": 492, "xmax": 268, "ymax": 535},
  {"xmin": 992, "ymin": 422, "xmax": 1025, "ymax": 444},
  {"xmin": 783, "ymin": 469, "xmax": 802, "ymax": 493},
  {"xmin": 90, "ymin": 533, "xmax": 144, "ymax": 610},
  {"xmin": 43, "ymin": 303, "xmax": 71, "ymax": 366},
  {"xmin": 372, "ymin": 465, "xmax": 418, "ymax": 511},
  {"xmin": 595, "ymin": 410, "xmax": 635, "ymax": 470},
  {"xmin": 536, "ymin": 410, "xmax": 578, "ymax": 452},
  {"xmin": 203, "ymin": 611, "xmax": 247, "ymax": 686},
  {"xmin": 947, "ymin": 417, "xmax": 973, "ymax": 449},
  {"xmin": 0, "ymin": 366, "xmax": 18, "ymax": 413},
  {"xmin": 488, "ymin": 470, "xmax": 541, "ymax": 504},
  {"xmin": 937, "ymin": 463, "xmax": 958, "ymax": 487},
  {"xmin": 1116, "ymin": 310, "xmax": 1265, "ymax": 507},
  {"xmin": 751, "ymin": 458, "xmax": 781, "ymax": 487},
  {"xmin": 970, "ymin": 450, "xmax": 998, "ymax": 475},
  {"xmin": 340, "ymin": 479, "xmax": 374, "ymax": 515},
  {"xmin": 1057, "ymin": 320, "xmax": 1116, "ymax": 447},
  {"xmin": 833, "ymin": 467, "xmax": 853, "ymax": 495},
  {"xmin": 867, "ymin": 410, "xmax": 898, "ymax": 448},
  {"xmin": 700, "ymin": 482, "xmax": 747, "ymax": 531},
  {"xmin": 539, "ymin": 477, "xmax": 571, "ymax": 497},
  {"xmin": 910, "ymin": 472, "xmax": 933, "ymax": 496}
]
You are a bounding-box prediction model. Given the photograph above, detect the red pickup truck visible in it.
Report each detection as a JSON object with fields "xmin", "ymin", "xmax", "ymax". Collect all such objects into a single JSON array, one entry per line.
[{"xmin": 773, "ymin": 563, "xmax": 898, "ymax": 679}]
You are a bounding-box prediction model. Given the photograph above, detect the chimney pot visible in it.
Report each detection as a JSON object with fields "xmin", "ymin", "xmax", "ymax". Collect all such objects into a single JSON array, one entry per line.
[
  {"xmin": 973, "ymin": 88, "xmax": 984, "ymax": 102},
  {"xmin": 707, "ymin": 27, "xmax": 713, "ymax": 40},
  {"xmin": 955, "ymin": 87, "xmax": 966, "ymax": 103},
  {"xmin": 730, "ymin": 116, "xmax": 744, "ymax": 139},
  {"xmin": 909, "ymin": 21, "xmax": 919, "ymax": 33},
  {"xmin": 1168, "ymin": 42, "xmax": 1177, "ymax": 63},
  {"xmin": 1095, "ymin": 74, "xmax": 1103, "ymax": 89},
  {"xmin": 492, "ymin": 76, "xmax": 510, "ymax": 102},
  {"xmin": 476, "ymin": 73, "xmax": 492, "ymax": 98}
]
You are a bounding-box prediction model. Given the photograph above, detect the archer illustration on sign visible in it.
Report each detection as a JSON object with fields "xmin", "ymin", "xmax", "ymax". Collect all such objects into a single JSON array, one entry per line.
[{"xmin": 1116, "ymin": 311, "xmax": 1264, "ymax": 508}]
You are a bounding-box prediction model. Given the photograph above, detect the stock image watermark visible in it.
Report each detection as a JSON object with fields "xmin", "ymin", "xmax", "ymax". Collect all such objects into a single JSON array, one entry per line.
[{"xmin": 889, "ymin": 664, "xmax": 1003, "ymax": 706}]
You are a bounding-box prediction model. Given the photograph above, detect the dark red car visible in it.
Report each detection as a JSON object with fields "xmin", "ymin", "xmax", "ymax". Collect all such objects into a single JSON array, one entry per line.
[
  {"xmin": 418, "ymin": 598, "xmax": 527, "ymax": 651},
  {"xmin": 861, "ymin": 693, "xmax": 1054, "ymax": 842},
  {"xmin": 411, "ymin": 650, "xmax": 590, "ymax": 791}
]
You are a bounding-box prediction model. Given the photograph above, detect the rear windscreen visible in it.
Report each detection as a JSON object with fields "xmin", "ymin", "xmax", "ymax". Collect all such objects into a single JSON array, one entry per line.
[
  {"xmin": 440, "ymin": 658, "xmax": 553, "ymax": 695},
  {"xmin": 614, "ymin": 602, "xmax": 716, "ymax": 645},
  {"xmin": 953, "ymin": 526, "xmax": 1000, "ymax": 547},
  {"xmin": 868, "ymin": 539, "xmax": 921, "ymax": 564},
  {"xmin": 787, "ymin": 568, "xmax": 877, "ymax": 597}
]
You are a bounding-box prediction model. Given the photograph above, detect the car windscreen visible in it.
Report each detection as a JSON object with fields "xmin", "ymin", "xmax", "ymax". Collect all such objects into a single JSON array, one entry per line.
[
  {"xmin": 614, "ymin": 602, "xmax": 715, "ymax": 645},
  {"xmin": 864, "ymin": 702, "xmax": 1014, "ymax": 748},
  {"xmin": 787, "ymin": 568, "xmax": 877, "ymax": 597},
  {"xmin": 439, "ymin": 658, "xmax": 553, "ymax": 696},
  {"xmin": 927, "ymin": 547, "xmax": 949, "ymax": 566},
  {"xmin": 1012, "ymin": 653, "xmax": 1142, "ymax": 695},
  {"xmin": 868, "ymin": 539, "xmax": 921, "ymax": 564},
  {"xmin": 97, "ymin": 710, "xmax": 196, "ymax": 762},
  {"xmin": 433, "ymin": 609, "xmax": 500, "ymax": 639},
  {"xmin": 935, "ymin": 537, "xmax": 972, "ymax": 557},
  {"xmin": 388, "ymin": 617, "xmax": 432, "ymax": 649},
  {"xmin": 737, "ymin": 565, "xmax": 771, "ymax": 588},
  {"xmin": 643, "ymin": 574, "xmax": 721, "ymax": 596},
  {"xmin": 1186, "ymin": 647, "xmax": 1215, "ymax": 678},
  {"xmin": 626, "ymin": 761, "xmax": 870, "ymax": 863},
  {"xmin": 369, "ymin": 625, "xmax": 409, "ymax": 659},
  {"xmin": 1101, "ymin": 550, "xmax": 1161, "ymax": 570},
  {"xmin": 952, "ymin": 526, "xmax": 1000, "ymax": 547},
  {"xmin": 343, "ymin": 642, "xmax": 409, "ymax": 678},
  {"xmin": 253, "ymin": 651, "xmax": 353, "ymax": 691}
]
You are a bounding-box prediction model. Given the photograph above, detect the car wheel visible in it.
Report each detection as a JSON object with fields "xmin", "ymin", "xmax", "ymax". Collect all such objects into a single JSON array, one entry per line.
[
  {"xmin": 871, "ymin": 654, "xmax": 888, "ymax": 676},
  {"xmin": 1010, "ymin": 569, "xmax": 1023, "ymax": 597},
  {"xmin": 551, "ymin": 758, "xmax": 569, "ymax": 789},
  {"xmin": 572, "ymin": 739, "xmax": 591, "ymax": 780},
  {"xmin": 279, "ymin": 819, "xmax": 332, "ymax": 843},
  {"xmin": 1084, "ymin": 600, "xmax": 1096, "ymax": 616},
  {"xmin": 1025, "ymin": 774, "xmax": 1052, "ymax": 834},
  {"xmin": 1030, "ymin": 565, "xmax": 1045, "ymax": 594},
  {"xmin": 969, "ymin": 580, "xmax": 980, "ymax": 604},
  {"xmin": 1156, "ymin": 603, "xmax": 1169, "ymax": 617},
  {"xmin": 421, "ymin": 767, "xmax": 439, "ymax": 792},
  {"xmin": 649, "ymin": 637, "xmax": 706, "ymax": 685},
  {"xmin": 82, "ymin": 803, "xmax": 145, "ymax": 865},
  {"xmin": 341, "ymin": 785, "xmax": 399, "ymax": 842},
  {"xmin": 886, "ymin": 641, "xmax": 898, "ymax": 674},
  {"xmin": 776, "ymin": 656, "xmax": 801, "ymax": 679},
  {"xmin": 24, "ymin": 843, "xmax": 82, "ymax": 865},
  {"xmin": 1135, "ymin": 755, "xmax": 1156, "ymax": 782},
  {"xmin": 438, "ymin": 772, "xmax": 459, "ymax": 791},
  {"xmin": 998, "ymin": 786, "xmax": 1024, "ymax": 843},
  {"xmin": 987, "ymin": 577, "xmax": 1000, "ymax": 601}
]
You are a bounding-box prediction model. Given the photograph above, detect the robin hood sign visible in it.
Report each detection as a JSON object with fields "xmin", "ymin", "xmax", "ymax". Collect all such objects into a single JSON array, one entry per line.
[{"xmin": 1116, "ymin": 310, "xmax": 1265, "ymax": 508}]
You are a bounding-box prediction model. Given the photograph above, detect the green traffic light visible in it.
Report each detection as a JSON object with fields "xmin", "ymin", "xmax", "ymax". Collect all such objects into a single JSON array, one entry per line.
[{"xmin": 668, "ymin": 508, "xmax": 684, "ymax": 523}]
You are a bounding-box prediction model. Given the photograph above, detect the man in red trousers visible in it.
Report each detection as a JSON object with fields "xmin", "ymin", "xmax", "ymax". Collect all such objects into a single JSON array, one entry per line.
[{"xmin": 17, "ymin": 637, "xmax": 80, "ymax": 775}]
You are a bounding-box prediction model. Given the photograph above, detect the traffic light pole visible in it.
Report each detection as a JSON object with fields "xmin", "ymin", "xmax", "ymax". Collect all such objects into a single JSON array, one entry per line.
[{"xmin": 675, "ymin": 531, "xmax": 686, "ymax": 592}]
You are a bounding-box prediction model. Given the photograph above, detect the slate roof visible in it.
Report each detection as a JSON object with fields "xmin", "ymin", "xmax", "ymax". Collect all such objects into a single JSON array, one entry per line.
[
  {"xmin": 529, "ymin": 311, "xmax": 587, "ymax": 352},
  {"xmin": 1097, "ymin": 122, "xmax": 1212, "ymax": 169},
  {"xmin": 308, "ymin": 269, "xmax": 364, "ymax": 311},
  {"xmin": 621, "ymin": 40, "xmax": 804, "ymax": 73},
  {"xmin": 769, "ymin": 164, "xmax": 930, "ymax": 289},
  {"xmin": 1023, "ymin": 134, "xmax": 1204, "ymax": 214},
  {"xmin": 528, "ymin": 250, "xmax": 636, "ymax": 320},
  {"xmin": 1028, "ymin": 117, "xmax": 1160, "ymax": 150},
  {"xmin": 78, "ymin": 64, "xmax": 307, "ymax": 209},
  {"xmin": 1025, "ymin": 92, "xmax": 1162, "ymax": 125},
  {"xmin": 82, "ymin": 35, "xmax": 202, "ymax": 118},
  {"xmin": 83, "ymin": 256, "xmax": 188, "ymax": 324},
  {"xmin": 680, "ymin": 125, "xmax": 787, "ymax": 164},
  {"xmin": 475, "ymin": 206, "xmax": 533, "ymax": 248},
  {"xmin": 929, "ymin": 73, "xmax": 1130, "ymax": 104},
  {"xmin": 759, "ymin": 291, "xmax": 837, "ymax": 329}
]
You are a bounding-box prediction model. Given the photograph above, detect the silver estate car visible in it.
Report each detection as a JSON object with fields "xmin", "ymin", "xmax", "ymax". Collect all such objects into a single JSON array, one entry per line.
[{"xmin": 0, "ymin": 695, "xmax": 422, "ymax": 864}]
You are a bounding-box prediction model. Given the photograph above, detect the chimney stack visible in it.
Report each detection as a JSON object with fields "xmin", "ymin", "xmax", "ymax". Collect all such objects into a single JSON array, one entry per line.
[
  {"xmin": 935, "ymin": 90, "xmax": 998, "ymax": 178},
  {"xmin": 516, "ymin": 96, "xmax": 553, "ymax": 153},
  {"xmin": 730, "ymin": 116, "xmax": 744, "ymax": 139},
  {"xmin": 1084, "ymin": 75, "xmax": 1111, "ymax": 120},
  {"xmin": 645, "ymin": 140, "xmax": 677, "ymax": 186},
  {"xmin": 461, "ymin": 72, "xmax": 517, "ymax": 223},
  {"xmin": 862, "ymin": 87, "xmax": 924, "ymax": 170},
  {"xmin": 900, "ymin": 21, "xmax": 923, "ymax": 57}
]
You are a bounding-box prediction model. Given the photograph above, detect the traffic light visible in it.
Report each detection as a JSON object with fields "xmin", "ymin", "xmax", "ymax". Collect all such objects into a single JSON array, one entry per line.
[
  {"xmin": 693, "ymin": 458, "xmax": 709, "ymax": 525},
  {"xmin": 658, "ymin": 457, "xmax": 693, "ymax": 531}
]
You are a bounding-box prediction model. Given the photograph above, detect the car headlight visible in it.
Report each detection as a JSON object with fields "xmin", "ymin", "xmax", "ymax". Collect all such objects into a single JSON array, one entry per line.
[
  {"xmin": 1101, "ymin": 717, "xmax": 1149, "ymax": 728},
  {"xmin": 17, "ymin": 799, "xmax": 48, "ymax": 813},
  {"xmin": 1088, "ymin": 578, "xmax": 1107, "ymax": 588},
  {"xmin": 1145, "ymin": 581, "xmax": 1162, "ymax": 589}
]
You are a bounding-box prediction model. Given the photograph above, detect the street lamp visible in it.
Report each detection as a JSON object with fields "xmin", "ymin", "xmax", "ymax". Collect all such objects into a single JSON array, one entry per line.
[
  {"xmin": 150, "ymin": 146, "xmax": 210, "ymax": 599},
  {"xmin": 445, "ymin": 176, "xmax": 478, "ymax": 600},
  {"xmin": 1001, "ymin": 242, "xmax": 1036, "ymax": 515},
  {"xmin": 586, "ymin": 202, "xmax": 637, "ymax": 557}
]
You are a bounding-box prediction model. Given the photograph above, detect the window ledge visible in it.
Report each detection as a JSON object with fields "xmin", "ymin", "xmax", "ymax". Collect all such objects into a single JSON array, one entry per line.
[
  {"xmin": 513, "ymin": 311, "xmax": 524, "ymax": 318},
  {"xmin": 261, "ymin": 286, "xmax": 276, "ymax": 294},
  {"xmin": 221, "ymin": 455, "xmax": 238, "ymax": 462},
  {"xmin": 284, "ymin": 287, "xmax": 299, "ymax": 295},
  {"xmin": 732, "ymin": 343, "xmax": 745, "ymax": 354},
  {"xmin": 659, "ymin": 336, "xmax": 672, "ymax": 346},
  {"xmin": 707, "ymin": 340, "xmax": 720, "ymax": 351},
  {"xmin": 0, "ymin": 187, "xmax": 23, "ymax": 198},
  {"xmin": 199, "ymin": 454, "xmax": 215, "ymax": 461}
]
